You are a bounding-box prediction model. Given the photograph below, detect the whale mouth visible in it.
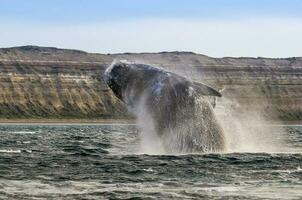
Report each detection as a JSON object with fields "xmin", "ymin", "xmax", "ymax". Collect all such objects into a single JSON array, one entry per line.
[
  {"xmin": 104, "ymin": 61, "xmax": 116, "ymax": 85},
  {"xmin": 104, "ymin": 66, "xmax": 113, "ymax": 90}
]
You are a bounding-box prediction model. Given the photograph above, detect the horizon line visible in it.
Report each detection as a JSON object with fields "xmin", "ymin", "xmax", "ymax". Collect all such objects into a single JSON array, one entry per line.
[{"xmin": 1, "ymin": 45, "xmax": 301, "ymax": 60}]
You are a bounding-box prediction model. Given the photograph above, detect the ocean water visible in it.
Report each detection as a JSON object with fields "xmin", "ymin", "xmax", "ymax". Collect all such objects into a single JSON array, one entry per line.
[{"xmin": 0, "ymin": 124, "xmax": 301, "ymax": 200}]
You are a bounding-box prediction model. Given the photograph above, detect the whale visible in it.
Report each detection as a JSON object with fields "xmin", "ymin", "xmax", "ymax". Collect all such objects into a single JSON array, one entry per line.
[{"xmin": 104, "ymin": 61, "xmax": 225, "ymax": 153}]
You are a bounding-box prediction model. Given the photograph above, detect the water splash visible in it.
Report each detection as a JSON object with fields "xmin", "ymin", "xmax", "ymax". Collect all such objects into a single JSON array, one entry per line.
[
  {"xmin": 134, "ymin": 96, "xmax": 166, "ymax": 154},
  {"xmin": 111, "ymin": 60, "xmax": 292, "ymax": 154},
  {"xmin": 215, "ymin": 97, "xmax": 290, "ymax": 153},
  {"xmin": 131, "ymin": 93, "xmax": 225, "ymax": 154}
]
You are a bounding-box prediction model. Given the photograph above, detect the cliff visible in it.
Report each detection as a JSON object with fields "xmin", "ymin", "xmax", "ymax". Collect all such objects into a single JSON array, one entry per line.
[{"xmin": 0, "ymin": 46, "xmax": 301, "ymax": 121}]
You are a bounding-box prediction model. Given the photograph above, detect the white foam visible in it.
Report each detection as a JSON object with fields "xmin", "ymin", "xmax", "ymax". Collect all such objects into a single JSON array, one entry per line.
[
  {"xmin": 0, "ymin": 149, "xmax": 21, "ymax": 153},
  {"xmin": 11, "ymin": 131, "xmax": 36, "ymax": 134}
]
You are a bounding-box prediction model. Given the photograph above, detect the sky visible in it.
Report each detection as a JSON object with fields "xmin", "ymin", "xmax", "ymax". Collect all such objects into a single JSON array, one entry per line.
[{"xmin": 0, "ymin": 0, "xmax": 302, "ymax": 57}]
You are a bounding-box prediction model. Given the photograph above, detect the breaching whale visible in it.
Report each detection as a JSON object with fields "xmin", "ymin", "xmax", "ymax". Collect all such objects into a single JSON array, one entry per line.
[{"xmin": 104, "ymin": 61, "xmax": 225, "ymax": 153}]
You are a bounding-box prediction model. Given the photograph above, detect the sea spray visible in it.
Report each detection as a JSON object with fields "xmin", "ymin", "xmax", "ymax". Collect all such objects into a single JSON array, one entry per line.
[
  {"xmin": 133, "ymin": 93, "xmax": 225, "ymax": 154},
  {"xmin": 133, "ymin": 95, "xmax": 166, "ymax": 154},
  {"xmin": 165, "ymin": 65, "xmax": 291, "ymax": 153},
  {"xmin": 215, "ymin": 97, "xmax": 289, "ymax": 153},
  {"xmin": 109, "ymin": 60, "xmax": 296, "ymax": 154}
]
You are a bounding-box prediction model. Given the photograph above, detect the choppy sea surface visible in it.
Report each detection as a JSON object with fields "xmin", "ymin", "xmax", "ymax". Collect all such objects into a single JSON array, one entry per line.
[{"xmin": 0, "ymin": 124, "xmax": 301, "ymax": 200}]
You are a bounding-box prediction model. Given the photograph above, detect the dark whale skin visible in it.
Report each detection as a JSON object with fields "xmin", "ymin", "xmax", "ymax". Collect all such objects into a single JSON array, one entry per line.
[{"xmin": 105, "ymin": 61, "xmax": 225, "ymax": 153}]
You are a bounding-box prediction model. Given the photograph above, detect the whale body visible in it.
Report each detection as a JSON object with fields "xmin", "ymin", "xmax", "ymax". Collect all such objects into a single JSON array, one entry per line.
[{"xmin": 104, "ymin": 61, "xmax": 225, "ymax": 153}]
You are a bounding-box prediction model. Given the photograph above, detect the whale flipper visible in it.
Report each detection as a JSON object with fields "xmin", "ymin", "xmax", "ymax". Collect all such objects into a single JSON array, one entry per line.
[{"xmin": 193, "ymin": 81, "xmax": 222, "ymax": 97}]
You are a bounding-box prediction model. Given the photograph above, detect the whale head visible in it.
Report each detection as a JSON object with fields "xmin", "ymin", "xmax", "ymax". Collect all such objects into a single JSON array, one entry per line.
[
  {"xmin": 105, "ymin": 61, "xmax": 222, "ymax": 106},
  {"xmin": 104, "ymin": 61, "xmax": 132, "ymax": 100},
  {"xmin": 104, "ymin": 61, "xmax": 164, "ymax": 103}
]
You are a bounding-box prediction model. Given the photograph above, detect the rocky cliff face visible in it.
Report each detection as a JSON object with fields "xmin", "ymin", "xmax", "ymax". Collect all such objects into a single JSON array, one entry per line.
[
  {"xmin": 0, "ymin": 46, "xmax": 301, "ymax": 121},
  {"xmin": 0, "ymin": 46, "xmax": 126, "ymax": 119}
]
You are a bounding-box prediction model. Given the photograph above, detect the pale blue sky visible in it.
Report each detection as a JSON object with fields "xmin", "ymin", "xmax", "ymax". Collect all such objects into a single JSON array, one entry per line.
[{"xmin": 1, "ymin": 0, "xmax": 302, "ymax": 57}]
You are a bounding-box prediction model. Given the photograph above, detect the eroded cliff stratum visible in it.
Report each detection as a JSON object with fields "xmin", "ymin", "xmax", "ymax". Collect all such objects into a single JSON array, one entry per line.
[{"xmin": 0, "ymin": 46, "xmax": 301, "ymax": 121}]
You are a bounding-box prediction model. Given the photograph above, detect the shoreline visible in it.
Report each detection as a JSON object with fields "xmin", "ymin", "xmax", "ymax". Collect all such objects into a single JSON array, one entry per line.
[
  {"xmin": 0, "ymin": 119, "xmax": 300, "ymax": 126},
  {"xmin": 0, "ymin": 119, "xmax": 136, "ymax": 125}
]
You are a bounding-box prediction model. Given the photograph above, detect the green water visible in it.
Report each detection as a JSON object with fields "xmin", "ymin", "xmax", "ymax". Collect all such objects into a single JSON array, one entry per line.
[{"xmin": 0, "ymin": 124, "xmax": 301, "ymax": 199}]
